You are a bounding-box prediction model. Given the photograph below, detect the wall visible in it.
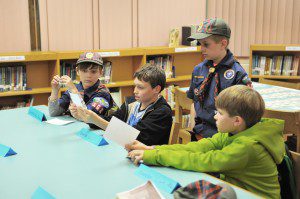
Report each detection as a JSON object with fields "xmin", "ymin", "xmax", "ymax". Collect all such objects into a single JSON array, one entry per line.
[{"xmin": 0, "ymin": 0, "xmax": 299, "ymax": 58}]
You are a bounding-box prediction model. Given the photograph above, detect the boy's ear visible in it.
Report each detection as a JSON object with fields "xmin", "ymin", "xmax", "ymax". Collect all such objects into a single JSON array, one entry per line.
[
  {"xmin": 233, "ymin": 116, "xmax": 244, "ymax": 127},
  {"xmin": 153, "ymin": 85, "xmax": 161, "ymax": 94},
  {"xmin": 221, "ymin": 39, "xmax": 228, "ymax": 48},
  {"xmin": 76, "ymin": 67, "xmax": 80, "ymax": 76}
]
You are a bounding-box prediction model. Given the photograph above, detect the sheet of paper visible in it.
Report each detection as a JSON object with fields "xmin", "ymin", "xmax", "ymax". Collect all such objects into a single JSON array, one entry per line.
[
  {"xmin": 45, "ymin": 118, "xmax": 74, "ymax": 126},
  {"xmin": 116, "ymin": 181, "xmax": 165, "ymax": 199},
  {"xmin": 104, "ymin": 116, "xmax": 140, "ymax": 147},
  {"xmin": 69, "ymin": 92, "xmax": 84, "ymax": 107}
]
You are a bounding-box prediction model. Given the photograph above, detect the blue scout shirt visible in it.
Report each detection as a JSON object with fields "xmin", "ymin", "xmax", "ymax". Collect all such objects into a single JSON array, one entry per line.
[
  {"xmin": 59, "ymin": 80, "xmax": 114, "ymax": 117},
  {"xmin": 187, "ymin": 49, "xmax": 249, "ymax": 138}
]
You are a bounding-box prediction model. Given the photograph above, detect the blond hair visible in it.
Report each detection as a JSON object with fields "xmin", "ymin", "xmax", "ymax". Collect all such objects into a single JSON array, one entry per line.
[{"xmin": 215, "ymin": 85, "xmax": 265, "ymax": 128}]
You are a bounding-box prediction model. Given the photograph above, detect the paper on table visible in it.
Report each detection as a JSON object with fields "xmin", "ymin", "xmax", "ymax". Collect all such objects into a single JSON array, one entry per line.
[
  {"xmin": 104, "ymin": 116, "xmax": 140, "ymax": 147},
  {"xmin": 69, "ymin": 92, "xmax": 84, "ymax": 107},
  {"xmin": 116, "ymin": 181, "xmax": 165, "ymax": 199},
  {"xmin": 45, "ymin": 118, "xmax": 74, "ymax": 126}
]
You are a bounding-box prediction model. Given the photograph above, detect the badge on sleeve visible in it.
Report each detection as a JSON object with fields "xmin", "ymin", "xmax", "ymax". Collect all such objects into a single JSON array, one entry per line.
[
  {"xmin": 93, "ymin": 97, "xmax": 109, "ymax": 108},
  {"xmin": 224, "ymin": 69, "xmax": 235, "ymax": 80}
]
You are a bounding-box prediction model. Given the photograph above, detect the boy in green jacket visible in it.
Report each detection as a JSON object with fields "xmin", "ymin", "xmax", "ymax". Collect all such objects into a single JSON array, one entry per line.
[{"xmin": 126, "ymin": 85, "xmax": 285, "ymax": 199}]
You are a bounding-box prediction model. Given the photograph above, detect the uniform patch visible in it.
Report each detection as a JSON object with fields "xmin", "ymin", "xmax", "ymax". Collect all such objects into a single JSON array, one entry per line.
[
  {"xmin": 224, "ymin": 69, "xmax": 235, "ymax": 80},
  {"xmin": 93, "ymin": 97, "xmax": 109, "ymax": 108},
  {"xmin": 194, "ymin": 75, "xmax": 204, "ymax": 79}
]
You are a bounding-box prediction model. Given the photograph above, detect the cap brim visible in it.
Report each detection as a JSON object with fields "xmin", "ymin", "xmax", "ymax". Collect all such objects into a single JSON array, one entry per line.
[
  {"xmin": 187, "ymin": 33, "xmax": 212, "ymax": 41},
  {"xmin": 76, "ymin": 60, "xmax": 103, "ymax": 66}
]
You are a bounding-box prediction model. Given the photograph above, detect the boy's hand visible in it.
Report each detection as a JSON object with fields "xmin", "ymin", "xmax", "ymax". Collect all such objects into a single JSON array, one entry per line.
[
  {"xmin": 125, "ymin": 140, "xmax": 153, "ymax": 151},
  {"xmin": 77, "ymin": 106, "xmax": 96, "ymax": 124},
  {"xmin": 69, "ymin": 103, "xmax": 80, "ymax": 120},
  {"xmin": 51, "ymin": 75, "xmax": 61, "ymax": 91},
  {"xmin": 60, "ymin": 75, "xmax": 76, "ymax": 92},
  {"xmin": 128, "ymin": 150, "xmax": 144, "ymax": 165}
]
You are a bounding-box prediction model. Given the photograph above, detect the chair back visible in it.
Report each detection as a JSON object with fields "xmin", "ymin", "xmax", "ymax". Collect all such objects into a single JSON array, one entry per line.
[{"xmin": 171, "ymin": 87, "xmax": 193, "ymax": 144}]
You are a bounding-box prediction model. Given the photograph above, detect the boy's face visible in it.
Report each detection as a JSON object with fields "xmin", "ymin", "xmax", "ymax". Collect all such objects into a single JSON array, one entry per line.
[
  {"xmin": 214, "ymin": 108, "xmax": 237, "ymax": 133},
  {"xmin": 198, "ymin": 37, "xmax": 227, "ymax": 63},
  {"xmin": 133, "ymin": 78, "xmax": 160, "ymax": 105},
  {"xmin": 76, "ymin": 65, "xmax": 102, "ymax": 89}
]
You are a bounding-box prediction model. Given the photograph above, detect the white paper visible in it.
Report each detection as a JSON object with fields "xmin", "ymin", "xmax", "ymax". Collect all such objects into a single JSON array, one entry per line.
[
  {"xmin": 286, "ymin": 46, "xmax": 300, "ymax": 51},
  {"xmin": 45, "ymin": 118, "xmax": 74, "ymax": 125},
  {"xmin": 99, "ymin": 51, "xmax": 120, "ymax": 57},
  {"xmin": 69, "ymin": 92, "xmax": 84, "ymax": 107},
  {"xmin": 104, "ymin": 116, "xmax": 140, "ymax": 147},
  {"xmin": 116, "ymin": 181, "xmax": 165, "ymax": 199},
  {"xmin": 174, "ymin": 47, "xmax": 197, "ymax": 52},
  {"xmin": 0, "ymin": 55, "xmax": 25, "ymax": 61}
]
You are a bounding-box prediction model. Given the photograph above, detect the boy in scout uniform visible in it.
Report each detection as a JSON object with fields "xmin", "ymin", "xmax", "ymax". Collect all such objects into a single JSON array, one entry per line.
[
  {"xmin": 48, "ymin": 52, "xmax": 116, "ymax": 124},
  {"xmin": 186, "ymin": 18, "xmax": 251, "ymax": 140}
]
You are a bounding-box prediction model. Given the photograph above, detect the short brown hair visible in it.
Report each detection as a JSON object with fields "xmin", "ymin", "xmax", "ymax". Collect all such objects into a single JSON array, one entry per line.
[
  {"xmin": 77, "ymin": 62, "xmax": 102, "ymax": 71},
  {"xmin": 215, "ymin": 85, "xmax": 265, "ymax": 128},
  {"xmin": 134, "ymin": 64, "xmax": 166, "ymax": 92},
  {"xmin": 210, "ymin": 35, "xmax": 230, "ymax": 47}
]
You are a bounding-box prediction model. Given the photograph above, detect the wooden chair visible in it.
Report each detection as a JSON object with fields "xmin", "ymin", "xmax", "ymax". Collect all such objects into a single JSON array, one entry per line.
[
  {"xmin": 290, "ymin": 151, "xmax": 300, "ymax": 198},
  {"xmin": 263, "ymin": 109, "xmax": 300, "ymax": 152},
  {"xmin": 171, "ymin": 86, "xmax": 193, "ymax": 144}
]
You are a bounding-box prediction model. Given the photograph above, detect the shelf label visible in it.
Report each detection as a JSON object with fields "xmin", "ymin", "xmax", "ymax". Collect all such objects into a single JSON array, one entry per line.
[
  {"xmin": 175, "ymin": 47, "xmax": 197, "ymax": 52},
  {"xmin": 286, "ymin": 46, "xmax": 300, "ymax": 51},
  {"xmin": 98, "ymin": 51, "xmax": 120, "ymax": 57},
  {"xmin": 0, "ymin": 55, "xmax": 25, "ymax": 62}
]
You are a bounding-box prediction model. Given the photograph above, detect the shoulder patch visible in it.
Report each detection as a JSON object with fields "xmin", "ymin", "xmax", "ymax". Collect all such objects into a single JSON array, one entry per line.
[
  {"xmin": 93, "ymin": 97, "xmax": 109, "ymax": 108},
  {"xmin": 224, "ymin": 69, "xmax": 235, "ymax": 80}
]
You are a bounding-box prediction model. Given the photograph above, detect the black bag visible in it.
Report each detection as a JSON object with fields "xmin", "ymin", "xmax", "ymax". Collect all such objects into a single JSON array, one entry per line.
[{"xmin": 277, "ymin": 144, "xmax": 297, "ymax": 199}]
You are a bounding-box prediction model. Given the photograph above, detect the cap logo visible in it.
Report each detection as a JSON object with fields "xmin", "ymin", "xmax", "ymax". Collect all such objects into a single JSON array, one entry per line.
[
  {"xmin": 224, "ymin": 69, "xmax": 235, "ymax": 80},
  {"xmin": 85, "ymin": 52, "xmax": 94, "ymax": 59}
]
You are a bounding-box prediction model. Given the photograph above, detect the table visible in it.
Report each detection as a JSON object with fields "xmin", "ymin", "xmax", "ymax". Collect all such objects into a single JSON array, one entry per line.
[
  {"xmin": 252, "ymin": 82, "xmax": 300, "ymax": 152},
  {"xmin": 0, "ymin": 106, "xmax": 260, "ymax": 198}
]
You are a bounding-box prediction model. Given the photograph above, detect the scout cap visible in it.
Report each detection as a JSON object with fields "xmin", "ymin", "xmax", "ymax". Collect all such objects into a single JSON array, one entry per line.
[
  {"xmin": 76, "ymin": 52, "xmax": 103, "ymax": 66},
  {"xmin": 187, "ymin": 18, "xmax": 231, "ymax": 41}
]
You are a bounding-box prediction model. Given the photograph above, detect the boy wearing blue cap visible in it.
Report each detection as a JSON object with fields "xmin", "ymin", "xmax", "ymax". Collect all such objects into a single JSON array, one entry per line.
[
  {"xmin": 186, "ymin": 18, "xmax": 251, "ymax": 140},
  {"xmin": 48, "ymin": 52, "xmax": 116, "ymax": 122}
]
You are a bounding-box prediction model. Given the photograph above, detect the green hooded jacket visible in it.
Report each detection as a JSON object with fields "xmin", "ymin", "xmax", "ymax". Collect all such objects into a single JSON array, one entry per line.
[{"xmin": 143, "ymin": 118, "xmax": 285, "ymax": 198}]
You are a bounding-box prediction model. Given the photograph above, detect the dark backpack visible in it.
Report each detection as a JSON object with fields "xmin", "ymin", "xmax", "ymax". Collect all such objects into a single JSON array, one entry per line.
[{"xmin": 277, "ymin": 144, "xmax": 297, "ymax": 199}]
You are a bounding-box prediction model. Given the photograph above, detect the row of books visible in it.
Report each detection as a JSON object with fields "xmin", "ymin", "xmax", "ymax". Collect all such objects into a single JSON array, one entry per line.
[
  {"xmin": 60, "ymin": 61, "xmax": 112, "ymax": 84},
  {"xmin": 0, "ymin": 96, "xmax": 33, "ymax": 110},
  {"xmin": 100, "ymin": 61, "xmax": 112, "ymax": 84},
  {"xmin": 60, "ymin": 62, "xmax": 77, "ymax": 80},
  {"xmin": 0, "ymin": 65, "xmax": 27, "ymax": 92},
  {"xmin": 147, "ymin": 55, "xmax": 175, "ymax": 78},
  {"xmin": 160, "ymin": 85, "xmax": 175, "ymax": 109},
  {"xmin": 252, "ymin": 55, "xmax": 299, "ymax": 76}
]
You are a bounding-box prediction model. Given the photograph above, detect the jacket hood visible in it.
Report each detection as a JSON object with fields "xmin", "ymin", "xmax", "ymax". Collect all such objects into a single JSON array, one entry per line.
[{"xmin": 232, "ymin": 118, "xmax": 285, "ymax": 164}]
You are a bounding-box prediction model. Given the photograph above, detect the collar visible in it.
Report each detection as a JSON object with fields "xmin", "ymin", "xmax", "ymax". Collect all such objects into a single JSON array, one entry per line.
[
  {"xmin": 205, "ymin": 49, "xmax": 235, "ymax": 68},
  {"xmin": 77, "ymin": 79, "xmax": 100, "ymax": 96}
]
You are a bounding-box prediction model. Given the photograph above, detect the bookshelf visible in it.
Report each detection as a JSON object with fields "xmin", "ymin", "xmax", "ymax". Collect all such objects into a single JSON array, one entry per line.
[
  {"xmin": 249, "ymin": 44, "xmax": 300, "ymax": 87},
  {"xmin": 0, "ymin": 52, "xmax": 58, "ymax": 109},
  {"xmin": 0, "ymin": 46, "xmax": 202, "ymax": 109}
]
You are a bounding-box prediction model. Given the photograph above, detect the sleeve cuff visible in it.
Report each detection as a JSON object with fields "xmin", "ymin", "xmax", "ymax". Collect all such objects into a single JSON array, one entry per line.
[{"xmin": 143, "ymin": 149, "xmax": 159, "ymax": 165}]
